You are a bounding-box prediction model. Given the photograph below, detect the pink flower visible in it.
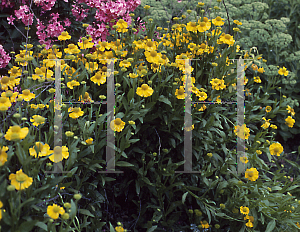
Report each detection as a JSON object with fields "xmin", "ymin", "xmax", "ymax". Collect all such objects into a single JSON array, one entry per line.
[
  {"xmin": 64, "ymin": 18, "xmax": 71, "ymax": 27},
  {"xmin": 7, "ymin": 15, "xmax": 15, "ymax": 25},
  {"xmin": 0, "ymin": 44, "xmax": 11, "ymax": 69}
]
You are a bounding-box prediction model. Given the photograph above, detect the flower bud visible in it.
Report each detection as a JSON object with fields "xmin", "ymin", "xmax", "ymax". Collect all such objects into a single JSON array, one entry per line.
[
  {"xmin": 62, "ymin": 213, "xmax": 70, "ymax": 220},
  {"xmin": 7, "ymin": 185, "xmax": 16, "ymax": 191},
  {"xmin": 144, "ymin": 5, "xmax": 150, "ymax": 10},
  {"xmin": 74, "ymin": 193, "xmax": 82, "ymax": 200}
]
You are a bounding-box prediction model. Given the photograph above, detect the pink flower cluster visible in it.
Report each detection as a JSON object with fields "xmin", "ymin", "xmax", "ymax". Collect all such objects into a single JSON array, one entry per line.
[
  {"xmin": 14, "ymin": 5, "xmax": 34, "ymax": 26},
  {"xmin": 36, "ymin": 13, "xmax": 67, "ymax": 49},
  {"xmin": 34, "ymin": 0, "xmax": 57, "ymax": 11},
  {"xmin": 72, "ymin": 0, "xmax": 140, "ymax": 43},
  {"xmin": 71, "ymin": 3, "xmax": 89, "ymax": 21},
  {"xmin": 0, "ymin": 44, "xmax": 11, "ymax": 69}
]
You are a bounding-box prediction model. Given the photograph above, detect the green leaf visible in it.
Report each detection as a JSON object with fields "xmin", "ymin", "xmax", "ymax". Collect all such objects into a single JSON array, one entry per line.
[
  {"xmin": 127, "ymin": 88, "xmax": 134, "ymax": 102},
  {"xmin": 265, "ymin": 219, "xmax": 276, "ymax": 232},
  {"xmin": 109, "ymin": 222, "xmax": 116, "ymax": 232},
  {"xmin": 157, "ymin": 95, "xmax": 172, "ymax": 108},
  {"xmin": 78, "ymin": 209, "xmax": 95, "ymax": 217},
  {"xmin": 147, "ymin": 225, "xmax": 158, "ymax": 232},
  {"xmin": 116, "ymin": 161, "xmax": 134, "ymax": 167},
  {"xmin": 35, "ymin": 221, "xmax": 48, "ymax": 231},
  {"xmin": 182, "ymin": 192, "xmax": 188, "ymax": 204},
  {"xmin": 69, "ymin": 199, "xmax": 77, "ymax": 219}
]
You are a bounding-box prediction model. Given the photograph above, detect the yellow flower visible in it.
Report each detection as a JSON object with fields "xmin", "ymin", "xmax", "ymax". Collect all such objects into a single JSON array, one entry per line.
[
  {"xmin": 286, "ymin": 105, "xmax": 295, "ymax": 116},
  {"xmin": 8, "ymin": 66, "xmax": 22, "ymax": 77},
  {"xmin": 136, "ymin": 84, "xmax": 154, "ymax": 97},
  {"xmin": 257, "ymin": 67, "xmax": 264, "ymax": 73},
  {"xmin": 86, "ymin": 138, "xmax": 93, "ymax": 144},
  {"xmin": 58, "ymin": 31, "xmax": 71, "ymax": 41},
  {"xmin": 200, "ymin": 220, "xmax": 210, "ymax": 229},
  {"xmin": 0, "ymin": 96, "xmax": 11, "ymax": 111},
  {"xmin": 19, "ymin": 89, "xmax": 35, "ymax": 101},
  {"xmin": 116, "ymin": 19, "xmax": 128, "ymax": 33},
  {"xmin": 253, "ymin": 76, "xmax": 261, "ymax": 83},
  {"xmin": 265, "ymin": 106, "xmax": 272, "ymax": 113},
  {"xmin": 78, "ymin": 92, "xmax": 92, "ymax": 102},
  {"xmin": 48, "ymin": 146, "xmax": 69, "ymax": 163},
  {"xmin": 212, "ymin": 16, "xmax": 224, "ymax": 26},
  {"xmin": 67, "ymin": 80, "xmax": 80, "ymax": 89},
  {"xmin": 199, "ymin": 104, "xmax": 206, "ymax": 111},
  {"xmin": 144, "ymin": 39, "xmax": 157, "ymax": 52},
  {"xmin": 240, "ymin": 156, "xmax": 248, "ymax": 164},
  {"xmin": 30, "ymin": 115, "xmax": 46, "ymax": 126},
  {"xmin": 296, "ymin": 222, "xmax": 300, "ymax": 228},
  {"xmin": 278, "ymin": 66, "xmax": 289, "ymax": 76},
  {"xmin": 186, "ymin": 22, "xmax": 198, "ymax": 32},
  {"xmin": 285, "ymin": 116, "xmax": 295, "ymax": 128},
  {"xmin": 119, "ymin": 60, "xmax": 131, "ymax": 68},
  {"xmin": 198, "ymin": 92, "xmax": 207, "ymax": 101},
  {"xmin": 251, "ymin": 64, "xmax": 258, "ymax": 71},
  {"xmin": 234, "ymin": 124, "xmax": 250, "ymax": 140},
  {"xmin": 256, "ymin": 150, "xmax": 262, "ymax": 155},
  {"xmin": 0, "ymin": 76, "xmax": 15, "ymax": 90},
  {"xmin": 246, "ymin": 219, "xmax": 253, "ymax": 228},
  {"xmin": 175, "ymin": 86, "xmax": 186, "ymax": 99},
  {"xmin": 78, "ymin": 37, "xmax": 94, "ymax": 49},
  {"xmin": 270, "ymin": 124, "xmax": 277, "ymax": 129},
  {"xmin": 69, "ymin": 107, "xmax": 84, "ymax": 119},
  {"xmin": 233, "ymin": 20, "xmax": 242, "ymax": 25},
  {"xmin": 197, "ymin": 17, "xmax": 211, "ymax": 32},
  {"xmin": 115, "ymin": 226, "xmax": 125, "ymax": 232},
  {"xmin": 64, "ymin": 44, "xmax": 80, "ymax": 54},
  {"xmin": 0, "ymin": 146, "xmax": 8, "ymax": 166},
  {"xmin": 219, "ymin": 33, "xmax": 235, "ymax": 45},
  {"xmin": 145, "ymin": 51, "xmax": 162, "ymax": 64},
  {"xmin": 261, "ymin": 117, "xmax": 270, "ymax": 129},
  {"xmin": 9, "ymin": 169, "xmax": 33, "ymax": 190},
  {"xmin": 47, "ymin": 204, "xmax": 65, "ymax": 220},
  {"xmin": 90, "ymin": 71, "xmax": 106, "ymax": 86},
  {"xmin": 29, "ymin": 142, "xmax": 52, "ymax": 158},
  {"xmin": 5, "ymin": 125, "xmax": 29, "ymax": 141},
  {"xmin": 240, "ymin": 206, "xmax": 249, "ymax": 215},
  {"xmin": 129, "ymin": 73, "xmax": 138, "ymax": 78},
  {"xmin": 269, "ymin": 142, "xmax": 283, "ymax": 156},
  {"xmin": 245, "ymin": 167, "xmax": 259, "ymax": 181},
  {"xmin": 110, "ymin": 118, "xmax": 125, "ymax": 132}
]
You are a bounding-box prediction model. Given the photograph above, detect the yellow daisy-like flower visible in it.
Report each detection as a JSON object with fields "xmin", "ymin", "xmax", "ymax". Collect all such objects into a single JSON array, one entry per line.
[
  {"xmin": 245, "ymin": 167, "xmax": 259, "ymax": 181},
  {"xmin": 129, "ymin": 73, "xmax": 138, "ymax": 78},
  {"xmin": 265, "ymin": 106, "xmax": 272, "ymax": 113},
  {"xmin": 79, "ymin": 92, "xmax": 92, "ymax": 103},
  {"xmin": 175, "ymin": 86, "xmax": 186, "ymax": 99},
  {"xmin": 234, "ymin": 20, "xmax": 242, "ymax": 25},
  {"xmin": 110, "ymin": 118, "xmax": 125, "ymax": 132},
  {"xmin": 143, "ymin": 39, "xmax": 158, "ymax": 52},
  {"xmin": 269, "ymin": 143, "xmax": 283, "ymax": 156},
  {"xmin": 256, "ymin": 150, "xmax": 262, "ymax": 155},
  {"xmin": 5, "ymin": 125, "xmax": 29, "ymax": 141},
  {"xmin": 116, "ymin": 19, "xmax": 128, "ymax": 33},
  {"xmin": 64, "ymin": 44, "xmax": 80, "ymax": 54},
  {"xmin": 212, "ymin": 16, "xmax": 224, "ymax": 26},
  {"xmin": 219, "ymin": 33, "xmax": 235, "ymax": 46},
  {"xmin": 47, "ymin": 204, "xmax": 65, "ymax": 220},
  {"xmin": 9, "ymin": 169, "xmax": 33, "ymax": 190},
  {"xmin": 19, "ymin": 89, "xmax": 35, "ymax": 101},
  {"xmin": 270, "ymin": 124, "xmax": 277, "ymax": 129},
  {"xmin": 69, "ymin": 107, "xmax": 84, "ymax": 119},
  {"xmin": 86, "ymin": 138, "xmax": 93, "ymax": 145},
  {"xmin": 0, "ymin": 76, "xmax": 14, "ymax": 90},
  {"xmin": 30, "ymin": 115, "xmax": 46, "ymax": 127},
  {"xmin": 67, "ymin": 80, "xmax": 80, "ymax": 89},
  {"xmin": 199, "ymin": 104, "xmax": 206, "ymax": 111},
  {"xmin": 115, "ymin": 226, "xmax": 125, "ymax": 232},
  {"xmin": 186, "ymin": 22, "xmax": 198, "ymax": 32},
  {"xmin": 240, "ymin": 206, "xmax": 249, "ymax": 215},
  {"xmin": 119, "ymin": 60, "xmax": 131, "ymax": 68},
  {"xmin": 29, "ymin": 142, "xmax": 52, "ymax": 158},
  {"xmin": 257, "ymin": 67, "xmax": 264, "ymax": 73},
  {"xmin": 246, "ymin": 220, "xmax": 254, "ymax": 228},
  {"xmin": 254, "ymin": 76, "xmax": 261, "ymax": 83},
  {"xmin": 261, "ymin": 117, "xmax": 270, "ymax": 129},
  {"xmin": 197, "ymin": 17, "xmax": 211, "ymax": 32},
  {"xmin": 145, "ymin": 51, "xmax": 162, "ymax": 64},
  {"xmin": 200, "ymin": 220, "xmax": 210, "ymax": 229},
  {"xmin": 90, "ymin": 71, "xmax": 106, "ymax": 86},
  {"xmin": 0, "ymin": 146, "xmax": 8, "ymax": 166},
  {"xmin": 285, "ymin": 116, "xmax": 295, "ymax": 128},
  {"xmin": 0, "ymin": 96, "xmax": 11, "ymax": 111},
  {"xmin": 58, "ymin": 31, "xmax": 71, "ymax": 41},
  {"xmin": 8, "ymin": 66, "xmax": 22, "ymax": 78},
  {"xmin": 48, "ymin": 146, "xmax": 69, "ymax": 163},
  {"xmin": 136, "ymin": 84, "xmax": 154, "ymax": 97},
  {"xmin": 78, "ymin": 37, "xmax": 94, "ymax": 49},
  {"xmin": 240, "ymin": 156, "xmax": 248, "ymax": 164},
  {"xmin": 286, "ymin": 105, "xmax": 295, "ymax": 116},
  {"xmin": 234, "ymin": 124, "xmax": 250, "ymax": 140},
  {"xmin": 278, "ymin": 66, "xmax": 289, "ymax": 76}
]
